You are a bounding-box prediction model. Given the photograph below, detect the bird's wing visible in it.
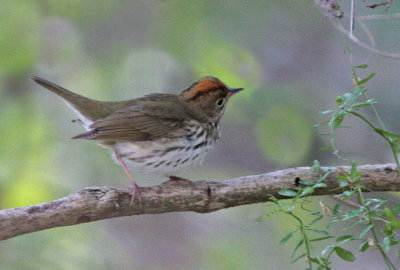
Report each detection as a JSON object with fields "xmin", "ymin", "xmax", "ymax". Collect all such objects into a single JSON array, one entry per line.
[{"xmin": 72, "ymin": 100, "xmax": 189, "ymax": 141}]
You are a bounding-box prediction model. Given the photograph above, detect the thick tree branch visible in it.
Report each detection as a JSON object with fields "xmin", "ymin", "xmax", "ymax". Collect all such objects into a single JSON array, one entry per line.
[{"xmin": 1, "ymin": 164, "xmax": 399, "ymax": 241}]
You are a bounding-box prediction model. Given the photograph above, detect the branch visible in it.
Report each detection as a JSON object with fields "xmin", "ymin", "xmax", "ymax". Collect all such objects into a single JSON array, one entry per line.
[{"xmin": 1, "ymin": 164, "xmax": 399, "ymax": 241}]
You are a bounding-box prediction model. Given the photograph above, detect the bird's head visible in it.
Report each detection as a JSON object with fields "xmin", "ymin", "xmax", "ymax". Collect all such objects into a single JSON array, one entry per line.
[{"xmin": 179, "ymin": 77, "xmax": 243, "ymax": 122}]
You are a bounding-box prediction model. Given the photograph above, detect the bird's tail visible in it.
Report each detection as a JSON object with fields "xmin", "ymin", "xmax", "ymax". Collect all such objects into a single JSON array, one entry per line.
[{"xmin": 31, "ymin": 76, "xmax": 108, "ymax": 123}]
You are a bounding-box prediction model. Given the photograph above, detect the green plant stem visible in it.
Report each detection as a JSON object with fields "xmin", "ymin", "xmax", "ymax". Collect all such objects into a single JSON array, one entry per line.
[
  {"xmin": 348, "ymin": 110, "xmax": 400, "ymax": 167},
  {"xmin": 369, "ymin": 100, "xmax": 388, "ymax": 131},
  {"xmin": 287, "ymin": 211, "xmax": 313, "ymax": 270},
  {"xmin": 356, "ymin": 183, "xmax": 397, "ymax": 270}
]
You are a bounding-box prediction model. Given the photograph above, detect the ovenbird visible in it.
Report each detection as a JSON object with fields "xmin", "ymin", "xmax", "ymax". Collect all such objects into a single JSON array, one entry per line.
[{"xmin": 31, "ymin": 76, "xmax": 243, "ymax": 206}]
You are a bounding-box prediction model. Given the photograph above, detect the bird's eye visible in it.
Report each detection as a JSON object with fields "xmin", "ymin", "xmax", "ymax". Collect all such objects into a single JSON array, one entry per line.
[{"xmin": 216, "ymin": 98, "xmax": 225, "ymax": 106}]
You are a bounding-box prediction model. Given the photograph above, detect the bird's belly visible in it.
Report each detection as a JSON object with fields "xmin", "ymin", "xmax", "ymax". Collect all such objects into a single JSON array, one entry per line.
[{"xmin": 113, "ymin": 137, "xmax": 215, "ymax": 177}]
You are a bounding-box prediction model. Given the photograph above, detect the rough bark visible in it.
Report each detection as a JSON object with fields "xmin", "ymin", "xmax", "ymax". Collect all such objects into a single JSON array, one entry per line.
[{"xmin": 1, "ymin": 163, "xmax": 399, "ymax": 241}]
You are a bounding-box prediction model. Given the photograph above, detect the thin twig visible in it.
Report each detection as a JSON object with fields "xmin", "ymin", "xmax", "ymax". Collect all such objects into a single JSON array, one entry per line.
[
  {"xmin": 330, "ymin": 21, "xmax": 400, "ymax": 60},
  {"xmin": 366, "ymin": 0, "xmax": 393, "ymax": 11},
  {"xmin": 350, "ymin": 0, "xmax": 355, "ymax": 38},
  {"xmin": 332, "ymin": 196, "xmax": 362, "ymax": 209}
]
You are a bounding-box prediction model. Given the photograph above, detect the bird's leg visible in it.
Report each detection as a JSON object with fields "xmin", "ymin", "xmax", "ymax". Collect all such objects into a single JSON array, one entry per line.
[
  {"xmin": 115, "ymin": 152, "xmax": 142, "ymax": 207},
  {"xmin": 162, "ymin": 175, "xmax": 193, "ymax": 184}
]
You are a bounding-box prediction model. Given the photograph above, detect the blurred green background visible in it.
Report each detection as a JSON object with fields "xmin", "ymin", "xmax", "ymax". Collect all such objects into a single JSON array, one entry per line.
[{"xmin": 1, "ymin": 0, "xmax": 400, "ymax": 269}]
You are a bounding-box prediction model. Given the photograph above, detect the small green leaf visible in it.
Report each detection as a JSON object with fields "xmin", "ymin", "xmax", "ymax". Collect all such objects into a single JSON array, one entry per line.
[
  {"xmin": 359, "ymin": 224, "xmax": 374, "ymax": 239},
  {"xmin": 383, "ymin": 237, "xmax": 391, "ymax": 253},
  {"xmin": 339, "ymin": 181, "xmax": 348, "ymax": 187},
  {"xmin": 291, "ymin": 239, "xmax": 304, "ymax": 259},
  {"xmin": 278, "ymin": 190, "xmax": 298, "ymax": 197},
  {"xmin": 333, "ymin": 113, "xmax": 345, "ymax": 128},
  {"xmin": 310, "ymin": 236, "xmax": 334, "ymax": 242},
  {"xmin": 320, "ymin": 110, "xmax": 335, "ymax": 115},
  {"xmin": 291, "ymin": 252, "xmax": 307, "ymax": 263},
  {"xmin": 314, "ymin": 120, "xmax": 331, "ymax": 127},
  {"xmin": 280, "ymin": 230, "xmax": 297, "ymax": 244},
  {"xmin": 299, "ymin": 180, "xmax": 315, "ymax": 186},
  {"xmin": 358, "ymin": 73, "xmax": 376, "ymax": 85},
  {"xmin": 374, "ymin": 129, "xmax": 400, "ymax": 139},
  {"xmin": 354, "ymin": 64, "xmax": 368, "ymax": 69},
  {"xmin": 320, "ymin": 146, "xmax": 333, "ymax": 151},
  {"xmin": 300, "ymin": 187, "xmax": 315, "ymax": 197},
  {"xmin": 353, "ymin": 86, "xmax": 366, "ymax": 96},
  {"xmin": 334, "ymin": 246, "xmax": 355, "ymax": 262},
  {"xmin": 306, "ymin": 228, "xmax": 329, "ymax": 235},
  {"xmin": 321, "ymin": 245, "xmax": 335, "ymax": 257},
  {"xmin": 385, "ymin": 207, "xmax": 400, "ymax": 229},
  {"xmin": 336, "ymin": 235, "xmax": 354, "ymax": 242},
  {"xmin": 342, "ymin": 190, "xmax": 355, "ymax": 200},
  {"xmin": 309, "ymin": 215, "xmax": 324, "ymax": 226},
  {"xmin": 350, "ymin": 160, "xmax": 357, "ymax": 176},
  {"xmin": 359, "ymin": 240, "xmax": 369, "ymax": 252},
  {"xmin": 313, "ymin": 183, "xmax": 327, "ymax": 188},
  {"xmin": 286, "ymin": 204, "xmax": 295, "ymax": 212}
]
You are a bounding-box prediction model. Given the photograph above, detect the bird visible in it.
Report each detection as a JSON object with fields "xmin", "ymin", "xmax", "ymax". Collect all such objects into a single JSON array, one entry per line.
[{"xmin": 31, "ymin": 76, "xmax": 243, "ymax": 206}]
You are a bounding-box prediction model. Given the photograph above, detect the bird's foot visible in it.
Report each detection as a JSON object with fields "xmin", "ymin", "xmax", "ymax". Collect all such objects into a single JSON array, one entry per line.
[
  {"xmin": 162, "ymin": 175, "xmax": 193, "ymax": 185},
  {"xmin": 125, "ymin": 183, "xmax": 143, "ymax": 208},
  {"xmin": 115, "ymin": 151, "xmax": 143, "ymax": 208}
]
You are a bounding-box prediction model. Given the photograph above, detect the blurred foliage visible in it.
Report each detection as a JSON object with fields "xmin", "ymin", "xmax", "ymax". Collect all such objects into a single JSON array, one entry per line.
[
  {"xmin": 256, "ymin": 105, "xmax": 312, "ymax": 166},
  {"xmin": 0, "ymin": 1, "xmax": 41, "ymax": 75},
  {"xmin": 46, "ymin": 0, "xmax": 118, "ymax": 24},
  {"xmin": 0, "ymin": 99, "xmax": 55, "ymax": 207}
]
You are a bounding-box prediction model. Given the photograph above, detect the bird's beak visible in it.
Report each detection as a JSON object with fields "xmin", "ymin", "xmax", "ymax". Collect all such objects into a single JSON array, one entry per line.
[{"xmin": 228, "ymin": 87, "xmax": 244, "ymax": 95}]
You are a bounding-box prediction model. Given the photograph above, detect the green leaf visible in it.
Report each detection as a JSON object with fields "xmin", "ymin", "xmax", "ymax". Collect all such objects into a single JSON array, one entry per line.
[
  {"xmin": 332, "ymin": 203, "xmax": 341, "ymax": 215},
  {"xmin": 286, "ymin": 204, "xmax": 295, "ymax": 212},
  {"xmin": 306, "ymin": 228, "xmax": 329, "ymax": 235},
  {"xmin": 354, "ymin": 64, "xmax": 368, "ymax": 69},
  {"xmin": 350, "ymin": 160, "xmax": 357, "ymax": 176},
  {"xmin": 350, "ymin": 99, "xmax": 378, "ymax": 110},
  {"xmin": 359, "ymin": 224, "xmax": 374, "ymax": 239},
  {"xmin": 300, "ymin": 187, "xmax": 315, "ymax": 197},
  {"xmin": 343, "ymin": 222, "xmax": 359, "ymax": 231},
  {"xmin": 280, "ymin": 230, "xmax": 297, "ymax": 244},
  {"xmin": 320, "ymin": 110, "xmax": 335, "ymax": 115},
  {"xmin": 291, "ymin": 239, "xmax": 304, "ymax": 259},
  {"xmin": 383, "ymin": 237, "xmax": 391, "ymax": 253},
  {"xmin": 339, "ymin": 181, "xmax": 348, "ymax": 187},
  {"xmin": 320, "ymin": 146, "xmax": 333, "ymax": 151},
  {"xmin": 358, "ymin": 73, "xmax": 376, "ymax": 85},
  {"xmin": 374, "ymin": 129, "xmax": 400, "ymax": 139},
  {"xmin": 299, "ymin": 180, "xmax": 315, "ymax": 186},
  {"xmin": 313, "ymin": 183, "xmax": 327, "ymax": 188},
  {"xmin": 333, "ymin": 112, "xmax": 345, "ymax": 129},
  {"xmin": 359, "ymin": 240, "xmax": 369, "ymax": 252},
  {"xmin": 278, "ymin": 190, "xmax": 298, "ymax": 197},
  {"xmin": 334, "ymin": 246, "xmax": 355, "ymax": 262},
  {"xmin": 309, "ymin": 215, "xmax": 324, "ymax": 226},
  {"xmin": 385, "ymin": 207, "xmax": 400, "ymax": 229},
  {"xmin": 310, "ymin": 236, "xmax": 334, "ymax": 242},
  {"xmin": 336, "ymin": 235, "xmax": 354, "ymax": 242},
  {"xmin": 291, "ymin": 252, "xmax": 307, "ymax": 263},
  {"xmin": 353, "ymin": 86, "xmax": 367, "ymax": 96},
  {"xmin": 314, "ymin": 120, "xmax": 330, "ymax": 127},
  {"xmin": 342, "ymin": 190, "xmax": 355, "ymax": 200},
  {"xmin": 321, "ymin": 245, "xmax": 335, "ymax": 257}
]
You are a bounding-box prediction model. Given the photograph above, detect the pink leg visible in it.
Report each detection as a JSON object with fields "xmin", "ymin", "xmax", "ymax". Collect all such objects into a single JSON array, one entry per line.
[{"xmin": 115, "ymin": 152, "xmax": 142, "ymax": 207}]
